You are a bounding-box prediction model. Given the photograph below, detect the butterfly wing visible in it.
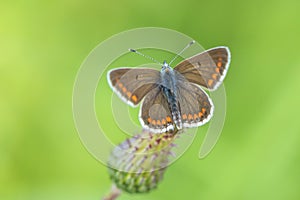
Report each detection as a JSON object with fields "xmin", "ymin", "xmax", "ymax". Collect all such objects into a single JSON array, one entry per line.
[
  {"xmin": 176, "ymin": 77, "xmax": 214, "ymax": 128},
  {"xmin": 139, "ymin": 87, "xmax": 175, "ymax": 133},
  {"xmin": 174, "ymin": 46, "xmax": 230, "ymax": 91},
  {"xmin": 107, "ymin": 68, "xmax": 160, "ymax": 107}
]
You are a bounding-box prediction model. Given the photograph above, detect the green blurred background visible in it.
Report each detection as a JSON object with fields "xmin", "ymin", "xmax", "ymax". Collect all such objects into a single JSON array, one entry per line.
[{"xmin": 1, "ymin": 0, "xmax": 300, "ymax": 199}]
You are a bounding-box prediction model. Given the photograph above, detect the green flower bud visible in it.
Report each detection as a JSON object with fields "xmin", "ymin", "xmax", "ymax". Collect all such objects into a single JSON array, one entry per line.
[{"xmin": 107, "ymin": 130, "xmax": 177, "ymax": 193}]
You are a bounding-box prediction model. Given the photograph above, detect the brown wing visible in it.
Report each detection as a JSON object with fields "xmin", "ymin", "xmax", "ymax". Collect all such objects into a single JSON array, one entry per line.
[
  {"xmin": 107, "ymin": 68, "xmax": 160, "ymax": 107},
  {"xmin": 174, "ymin": 46, "xmax": 230, "ymax": 91},
  {"xmin": 176, "ymin": 78, "xmax": 214, "ymax": 127},
  {"xmin": 139, "ymin": 87, "xmax": 175, "ymax": 133}
]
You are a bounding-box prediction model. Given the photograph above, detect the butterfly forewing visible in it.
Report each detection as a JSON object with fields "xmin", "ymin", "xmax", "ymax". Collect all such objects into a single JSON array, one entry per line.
[
  {"xmin": 139, "ymin": 87, "xmax": 175, "ymax": 133},
  {"xmin": 174, "ymin": 47, "xmax": 230, "ymax": 91},
  {"xmin": 108, "ymin": 68, "xmax": 160, "ymax": 107},
  {"xmin": 176, "ymin": 77, "xmax": 214, "ymax": 128}
]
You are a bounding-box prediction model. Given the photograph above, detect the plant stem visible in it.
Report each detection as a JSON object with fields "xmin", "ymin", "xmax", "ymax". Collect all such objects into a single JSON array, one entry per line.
[{"xmin": 102, "ymin": 185, "xmax": 122, "ymax": 200}]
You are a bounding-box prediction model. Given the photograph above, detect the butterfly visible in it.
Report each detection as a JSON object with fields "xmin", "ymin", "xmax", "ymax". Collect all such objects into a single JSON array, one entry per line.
[{"xmin": 107, "ymin": 45, "xmax": 231, "ymax": 133}]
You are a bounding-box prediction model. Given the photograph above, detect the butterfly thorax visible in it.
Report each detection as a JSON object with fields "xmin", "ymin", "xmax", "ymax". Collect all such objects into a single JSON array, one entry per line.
[{"xmin": 160, "ymin": 62, "xmax": 182, "ymax": 130}]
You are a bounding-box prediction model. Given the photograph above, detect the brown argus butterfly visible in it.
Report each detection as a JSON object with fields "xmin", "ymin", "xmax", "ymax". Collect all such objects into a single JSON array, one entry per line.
[{"xmin": 107, "ymin": 41, "xmax": 231, "ymax": 133}]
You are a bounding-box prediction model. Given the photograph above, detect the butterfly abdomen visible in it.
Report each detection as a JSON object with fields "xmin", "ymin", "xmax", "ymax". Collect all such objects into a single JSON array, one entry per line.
[
  {"xmin": 170, "ymin": 100, "xmax": 182, "ymax": 130},
  {"xmin": 161, "ymin": 86, "xmax": 182, "ymax": 130}
]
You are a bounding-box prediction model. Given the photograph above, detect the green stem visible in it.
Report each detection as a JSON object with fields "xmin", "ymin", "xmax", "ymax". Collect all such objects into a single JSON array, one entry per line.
[{"xmin": 102, "ymin": 185, "xmax": 122, "ymax": 200}]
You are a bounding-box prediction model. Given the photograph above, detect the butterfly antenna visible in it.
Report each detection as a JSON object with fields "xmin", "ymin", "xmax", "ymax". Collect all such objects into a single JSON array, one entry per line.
[
  {"xmin": 129, "ymin": 48, "xmax": 163, "ymax": 65},
  {"xmin": 169, "ymin": 40, "xmax": 195, "ymax": 65}
]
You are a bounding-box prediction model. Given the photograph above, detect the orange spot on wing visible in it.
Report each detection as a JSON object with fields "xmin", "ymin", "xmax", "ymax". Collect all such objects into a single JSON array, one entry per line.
[
  {"xmin": 166, "ymin": 116, "xmax": 172, "ymax": 122},
  {"xmin": 199, "ymin": 112, "xmax": 203, "ymax": 118},
  {"xmin": 126, "ymin": 91, "xmax": 132, "ymax": 97},
  {"xmin": 212, "ymin": 74, "xmax": 218, "ymax": 80},
  {"xmin": 208, "ymin": 79, "xmax": 214, "ymax": 87},
  {"xmin": 188, "ymin": 114, "xmax": 193, "ymax": 120},
  {"xmin": 202, "ymin": 108, "xmax": 206, "ymax": 114},
  {"xmin": 161, "ymin": 119, "xmax": 166, "ymax": 125},
  {"xmin": 156, "ymin": 120, "xmax": 161, "ymax": 125},
  {"xmin": 215, "ymin": 68, "xmax": 220, "ymax": 73},
  {"xmin": 147, "ymin": 117, "xmax": 152, "ymax": 123},
  {"xmin": 118, "ymin": 82, "xmax": 123, "ymax": 88},
  {"xmin": 182, "ymin": 114, "xmax": 187, "ymax": 119},
  {"xmin": 193, "ymin": 114, "xmax": 198, "ymax": 119},
  {"xmin": 122, "ymin": 87, "xmax": 127, "ymax": 93},
  {"xmin": 131, "ymin": 95, "xmax": 137, "ymax": 102},
  {"xmin": 217, "ymin": 62, "xmax": 222, "ymax": 68},
  {"xmin": 152, "ymin": 120, "xmax": 156, "ymax": 125}
]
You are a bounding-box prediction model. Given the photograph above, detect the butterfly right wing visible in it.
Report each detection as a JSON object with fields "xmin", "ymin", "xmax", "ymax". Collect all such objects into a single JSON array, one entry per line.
[
  {"xmin": 139, "ymin": 87, "xmax": 175, "ymax": 133},
  {"xmin": 107, "ymin": 68, "xmax": 160, "ymax": 107}
]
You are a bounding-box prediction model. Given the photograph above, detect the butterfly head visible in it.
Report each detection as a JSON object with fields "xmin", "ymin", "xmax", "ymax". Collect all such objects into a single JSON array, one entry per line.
[{"xmin": 161, "ymin": 60, "xmax": 171, "ymax": 72}]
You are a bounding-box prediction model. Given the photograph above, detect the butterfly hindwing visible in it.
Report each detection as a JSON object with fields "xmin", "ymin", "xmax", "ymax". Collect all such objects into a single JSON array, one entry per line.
[
  {"xmin": 139, "ymin": 87, "xmax": 175, "ymax": 133},
  {"xmin": 107, "ymin": 68, "xmax": 160, "ymax": 107},
  {"xmin": 176, "ymin": 77, "xmax": 214, "ymax": 127},
  {"xmin": 174, "ymin": 46, "xmax": 230, "ymax": 91}
]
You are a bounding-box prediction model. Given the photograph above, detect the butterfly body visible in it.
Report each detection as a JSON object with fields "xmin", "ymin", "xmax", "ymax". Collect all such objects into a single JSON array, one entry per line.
[
  {"xmin": 159, "ymin": 61, "xmax": 182, "ymax": 131},
  {"xmin": 107, "ymin": 46, "xmax": 231, "ymax": 133}
]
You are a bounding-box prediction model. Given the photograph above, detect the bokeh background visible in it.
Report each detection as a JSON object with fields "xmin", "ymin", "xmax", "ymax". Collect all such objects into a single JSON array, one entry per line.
[{"xmin": 1, "ymin": 0, "xmax": 300, "ymax": 199}]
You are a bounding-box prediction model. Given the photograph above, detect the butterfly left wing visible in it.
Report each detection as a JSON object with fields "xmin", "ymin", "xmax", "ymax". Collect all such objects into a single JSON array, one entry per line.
[
  {"xmin": 174, "ymin": 46, "xmax": 230, "ymax": 91},
  {"xmin": 139, "ymin": 87, "xmax": 175, "ymax": 133},
  {"xmin": 107, "ymin": 68, "xmax": 160, "ymax": 107},
  {"xmin": 176, "ymin": 78, "xmax": 214, "ymax": 128}
]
